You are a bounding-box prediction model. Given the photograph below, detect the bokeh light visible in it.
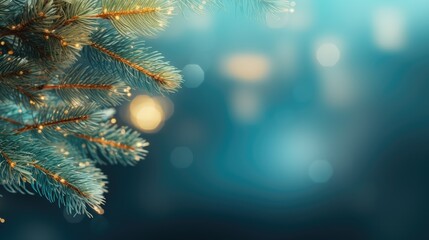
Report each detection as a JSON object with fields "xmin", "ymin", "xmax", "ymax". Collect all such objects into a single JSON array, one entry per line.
[
  {"xmin": 154, "ymin": 96, "xmax": 174, "ymax": 120},
  {"xmin": 221, "ymin": 53, "xmax": 271, "ymax": 82},
  {"xmin": 316, "ymin": 43, "xmax": 341, "ymax": 67},
  {"xmin": 229, "ymin": 89, "xmax": 262, "ymax": 124},
  {"xmin": 319, "ymin": 69, "xmax": 361, "ymax": 109},
  {"xmin": 373, "ymin": 7, "xmax": 406, "ymax": 51},
  {"xmin": 129, "ymin": 95, "xmax": 165, "ymax": 133},
  {"xmin": 182, "ymin": 64, "xmax": 205, "ymax": 88}
]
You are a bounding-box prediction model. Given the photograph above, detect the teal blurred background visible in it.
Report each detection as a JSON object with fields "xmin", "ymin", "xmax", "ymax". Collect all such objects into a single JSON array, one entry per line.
[{"xmin": 2, "ymin": 0, "xmax": 429, "ymax": 239}]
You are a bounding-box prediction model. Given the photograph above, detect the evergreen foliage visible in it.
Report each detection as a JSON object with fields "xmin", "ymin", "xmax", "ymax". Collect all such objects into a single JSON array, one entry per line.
[{"xmin": 0, "ymin": 0, "xmax": 294, "ymax": 218}]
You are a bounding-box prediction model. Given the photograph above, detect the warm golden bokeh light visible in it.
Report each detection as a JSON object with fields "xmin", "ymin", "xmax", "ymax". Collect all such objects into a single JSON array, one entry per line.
[
  {"xmin": 154, "ymin": 96, "xmax": 174, "ymax": 120},
  {"xmin": 129, "ymin": 95, "xmax": 165, "ymax": 133},
  {"xmin": 222, "ymin": 53, "xmax": 271, "ymax": 82}
]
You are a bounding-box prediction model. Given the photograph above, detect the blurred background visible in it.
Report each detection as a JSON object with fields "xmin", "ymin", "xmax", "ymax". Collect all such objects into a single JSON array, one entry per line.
[{"xmin": 2, "ymin": 0, "xmax": 429, "ymax": 239}]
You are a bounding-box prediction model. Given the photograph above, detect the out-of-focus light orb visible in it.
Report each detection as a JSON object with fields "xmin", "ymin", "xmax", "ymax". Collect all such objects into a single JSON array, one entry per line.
[
  {"xmin": 319, "ymin": 69, "xmax": 360, "ymax": 109},
  {"xmin": 230, "ymin": 89, "xmax": 262, "ymax": 124},
  {"xmin": 373, "ymin": 7, "xmax": 406, "ymax": 51},
  {"xmin": 154, "ymin": 96, "xmax": 174, "ymax": 120},
  {"xmin": 170, "ymin": 147, "xmax": 194, "ymax": 169},
  {"xmin": 129, "ymin": 95, "xmax": 165, "ymax": 133},
  {"xmin": 308, "ymin": 160, "xmax": 333, "ymax": 183},
  {"xmin": 222, "ymin": 53, "xmax": 271, "ymax": 82},
  {"xmin": 316, "ymin": 43, "xmax": 341, "ymax": 67},
  {"xmin": 182, "ymin": 64, "xmax": 205, "ymax": 88}
]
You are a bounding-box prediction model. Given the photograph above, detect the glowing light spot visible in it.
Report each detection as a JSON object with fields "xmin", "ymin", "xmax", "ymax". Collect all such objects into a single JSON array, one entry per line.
[
  {"xmin": 129, "ymin": 95, "xmax": 165, "ymax": 133},
  {"xmin": 93, "ymin": 206, "xmax": 105, "ymax": 215},
  {"xmin": 373, "ymin": 7, "xmax": 406, "ymax": 51},
  {"xmin": 222, "ymin": 53, "xmax": 271, "ymax": 82},
  {"xmin": 230, "ymin": 89, "xmax": 262, "ymax": 124},
  {"xmin": 316, "ymin": 43, "xmax": 341, "ymax": 67},
  {"xmin": 170, "ymin": 147, "xmax": 194, "ymax": 169},
  {"xmin": 182, "ymin": 64, "xmax": 205, "ymax": 88},
  {"xmin": 308, "ymin": 160, "xmax": 333, "ymax": 183},
  {"xmin": 154, "ymin": 96, "xmax": 174, "ymax": 120},
  {"xmin": 319, "ymin": 69, "xmax": 360, "ymax": 109}
]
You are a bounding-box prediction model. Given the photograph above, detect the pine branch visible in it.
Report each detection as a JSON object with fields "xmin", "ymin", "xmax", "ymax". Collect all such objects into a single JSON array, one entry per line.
[
  {"xmin": 0, "ymin": 145, "xmax": 34, "ymax": 195},
  {"xmin": 177, "ymin": 0, "xmax": 221, "ymax": 13},
  {"xmin": 0, "ymin": 0, "xmax": 25, "ymax": 23},
  {"xmin": 84, "ymin": 28, "xmax": 182, "ymax": 93},
  {"xmin": 100, "ymin": 0, "xmax": 175, "ymax": 37},
  {"xmin": 0, "ymin": 134, "xmax": 107, "ymax": 216},
  {"xmin": 0, "ymin": 56, "xmax": 46, "ymax": 85},
  {"xmin": 0, "ymin": 102, "xmax": 28, "ymax": 130},
  {"xmin": 69, "ymin": 122, "xmax": 149, "ymax": 166},
  {"xmin": 14, "ymin": 104, "xmax": 104, "ymax": 135},
  {"xmin": 233, "ymin": 0, "xmax": 295, "ymax": 18},
  {"xmin": 0, "ymin": 0, "xmax": 98, "ymax": 69},
  {"xmin": 32, "ymin": 65, "xmax": 129, "ymax": 107},
  {"xmin": 29, "ymin": 157, "xmax": 107, "ymax": 216},
  {"xmin": 0, "ymin": 58, "xmax": 47, "ymax": 107},
  {"xmin": 0, "ymin": 117, "xmax": 22, "ymax": 126}
]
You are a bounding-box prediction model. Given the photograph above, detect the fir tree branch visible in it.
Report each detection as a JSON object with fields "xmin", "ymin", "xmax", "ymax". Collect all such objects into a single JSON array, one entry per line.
[
  {"xmin": 85, "ymin": 28, "xmax": 182, "ymax": 93},
  {"xmin": 74, "ymin": 133, "xmax": 136, "ymax": 151},
  {"xmin": 233, "ymin": 0, "xmax": 295, "ymax": 18},
  {"xmin": 34, "ymin": 84, "xmax": 113, "ymax": 91},
  {"xmin": 31, "ymin": 161, "xmax": 89, "ymax": 198},
  {"xmin": 177, "ymin": 0, "xmax": 221, "ymax": 13},
  {"xmin": 92, "ymin": 7, "xmax": 158, "ymax": 19},
  {"xmin": 89, "ymin": 42, "xmax": 170, "ymax": 87},
  {"xmin": 31, "ymin": 65, "xmax": 129, "ymax": 107},
  {"xmin": 12, "ymin": 104, "xmax": 104, "ymax": 137},
  {"xmin": 69, "ymin": 122, "xmax": 149, "ymax": 166},
  {"xmin": 1, "ymin": 134, "xmax": 107, "ymax": 216},
  {"xmin": 0, "ymin": 116, "xmax": 23, "ymax": 126},
  {"xmin": 0, "ymin": 135, "xmax": 38, "ymax": 194},
  {"xmin": 15, "ymin": 115, "xmax": 90, "ymax": 134},
  {"xmin": 0, "ymin": 0, "xmax": 97, "ymax": 69},
  {"xmin": 100, "ymin": 0, "xmax": 175, "ymax": 37},
  {"xmin": 0, "ymin": 150, "xmax": 17, "ymax": 169}
]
